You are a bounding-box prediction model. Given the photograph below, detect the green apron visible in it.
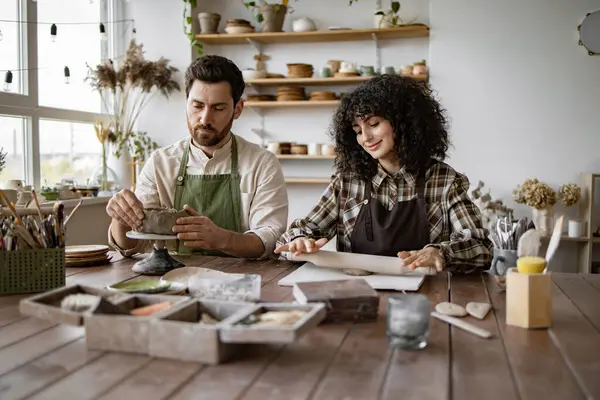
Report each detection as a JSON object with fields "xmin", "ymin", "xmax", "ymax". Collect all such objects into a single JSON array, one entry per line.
[{"xmin": 173, "ymin": 134, "xmax": 243, "ymax": 256}]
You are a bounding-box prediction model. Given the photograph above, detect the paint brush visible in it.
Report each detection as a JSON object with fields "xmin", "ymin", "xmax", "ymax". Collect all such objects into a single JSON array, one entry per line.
[
  {"xmin": 31, "ymin": 189, "xmax": 43, "ymax": 222},
  {"xmin": 64, "ymin": 199, "xmax": 83, "ymax": 227}
]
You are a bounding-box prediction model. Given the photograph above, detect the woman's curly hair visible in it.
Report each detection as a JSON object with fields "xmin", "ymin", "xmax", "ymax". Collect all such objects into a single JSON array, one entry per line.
[{"xmin": 330, "ymin": 74, "xmax": 451, "ymax": 181}]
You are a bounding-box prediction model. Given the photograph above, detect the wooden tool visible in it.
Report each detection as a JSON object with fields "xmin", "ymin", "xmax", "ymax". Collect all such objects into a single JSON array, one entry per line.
[
  {"xmin": 431, "ymin": 311, "xmax": 492, "ymax": 339},
  {"xmin": 285, "ymin": 250, "xmax": 437, "ymax": 276}
]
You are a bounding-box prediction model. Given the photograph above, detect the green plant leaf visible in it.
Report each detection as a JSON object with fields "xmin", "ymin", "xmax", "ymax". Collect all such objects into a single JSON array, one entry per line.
[
  {"xmin": 392, "ymin": 1, "xmax": 400, "ymax": 13},
  {"xmin": 257, "ymin": 13, "xmax": 264, "ymax": 23},
  {"xmin": 393, "ymin": 15, "xmax": 399, "ymax": 25},
  {"xmin": 186, "ymin": 16, "xmax": 192, "ymax": 24}
]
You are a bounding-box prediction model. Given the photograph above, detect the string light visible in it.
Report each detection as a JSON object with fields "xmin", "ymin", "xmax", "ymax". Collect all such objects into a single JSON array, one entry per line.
[
  {"xmin": 4, "ymin": 71, "xmax": 13, "ymax": 92},
  {"xmin": 99, "ymin": 23, "xmax": 107, "ymax": 41},
  {"xmin": 63, "ymin": 66, "xmax": 70, "ymax": 84},
  {"xmin": 50, "ymin": 23, "xmax": 57, "ymax": 41}
]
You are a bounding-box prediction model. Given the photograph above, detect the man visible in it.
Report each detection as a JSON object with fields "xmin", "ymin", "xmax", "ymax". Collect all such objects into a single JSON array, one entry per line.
[{"xmin": 106, "ymin": 55, "xmax": 288, "ymax": 261}]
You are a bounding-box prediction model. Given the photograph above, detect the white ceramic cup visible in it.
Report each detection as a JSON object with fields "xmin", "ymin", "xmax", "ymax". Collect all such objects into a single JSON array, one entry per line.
[
  {"xmin": 5, "ymin": 179, "xmax": 23, "ymax": 191},
  {"xmin": 568, "ymin": 220, "xmax": 582, "ymax": 238},
  {"xmin": 308, "ymin": 143, "xmax": 322, "ymax": 156}
]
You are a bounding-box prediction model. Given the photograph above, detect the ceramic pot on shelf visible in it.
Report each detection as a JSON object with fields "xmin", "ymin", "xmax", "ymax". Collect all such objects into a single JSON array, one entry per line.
[
  {"xmin": 259, "ymin": 4, "xmax": 287, "ymax": 32},
  {"xmin": 568, "ymin": 219, "xmax": 582, "ymax": 238},
  {"xmin": 197, "ymin": 12, "xmax": 221, "ymax": 34}
]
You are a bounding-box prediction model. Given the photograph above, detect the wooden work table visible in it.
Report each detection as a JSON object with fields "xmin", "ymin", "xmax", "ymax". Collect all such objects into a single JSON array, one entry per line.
[{"xmin": 0, "ymin": 254, "xmax": 599, "ymax": 400}]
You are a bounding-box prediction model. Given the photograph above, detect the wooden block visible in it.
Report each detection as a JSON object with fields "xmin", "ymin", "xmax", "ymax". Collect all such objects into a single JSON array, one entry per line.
[
  {"xmin": 506, "ymin": 268, "xmax": 552, "ymax": 329},
  {"xmin": 148, "ymin": 299, "xmax": 254, "ymax": 365},
  {"xmin": 84, "ymin": 294, "xmax": 191, "ymax": 354},
  {"xmin": 219, "ymin": 302, "xmax": 327, "ymax": 344},
  {"xmin": 19, "ymin": 284, "xmax": 126, "ymax": 326},
  {"xmin": 292, "ymin": 279, "xmax": 379, "ymax": 323}
]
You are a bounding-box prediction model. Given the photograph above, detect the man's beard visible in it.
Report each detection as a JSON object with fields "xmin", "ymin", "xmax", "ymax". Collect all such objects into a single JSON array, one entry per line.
[{"xmin": 188, "ymin": 117, "xmax": 233, "ymax": 147}]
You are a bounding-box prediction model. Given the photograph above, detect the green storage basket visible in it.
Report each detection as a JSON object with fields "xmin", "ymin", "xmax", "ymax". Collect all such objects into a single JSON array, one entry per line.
[{"xmin": 0, "ymin": 248, "xmax": 65, "ymax": 295}]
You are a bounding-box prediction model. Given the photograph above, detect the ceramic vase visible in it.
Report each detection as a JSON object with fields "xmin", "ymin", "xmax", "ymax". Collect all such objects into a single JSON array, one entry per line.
[
  {"xmin": 374, "ymin": 10, "xmax": 394, "ymax": 28},
  {"xmin": 532, "ymin": 206, "xmax": 554, "ymax": 236}
]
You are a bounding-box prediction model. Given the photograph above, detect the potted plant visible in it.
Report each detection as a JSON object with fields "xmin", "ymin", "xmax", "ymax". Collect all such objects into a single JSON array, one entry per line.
[
  {"xmin": 349, "ymin": 1, "xmax": 416, "ymax": 28},
  {"xmin": 86, "ymin": 39, "xmax": 180, "ymax": 189},
  {"xmin": 513, "ymin": 178, "xmax": 557, "ymax": 235},
  {"xmin": 243, "ymin": 0, "xmax": 293, "ymax": 32},
  {"xmin": 558, "ymin": 183, "xmax": 582, "ymax": 237}
]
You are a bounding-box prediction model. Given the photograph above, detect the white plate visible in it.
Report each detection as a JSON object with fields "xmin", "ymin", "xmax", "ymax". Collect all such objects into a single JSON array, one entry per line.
[{"xmin": 126, "ymin": 231, "xmax": 178, "ymax": 241}]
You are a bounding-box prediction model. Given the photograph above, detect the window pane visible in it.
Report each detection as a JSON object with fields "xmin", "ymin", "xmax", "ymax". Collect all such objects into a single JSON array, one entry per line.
[
  {"xmin": 38, "ymin": 0, "xmax": 107, "ymax": 112},
  {"xmin": 39, "ymin": 119, "xmax": 101, "ymax": 187},
  {"xmin": 0, "ymin": 115, "xmax": 26, "ymax": 185},
  {"xmin": 0, "ymin": 0, "xmax": 24, "ymax": 94}
]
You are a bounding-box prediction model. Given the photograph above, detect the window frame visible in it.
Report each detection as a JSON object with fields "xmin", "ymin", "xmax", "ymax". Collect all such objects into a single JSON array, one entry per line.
[{"xmin": 0, "ymin": 0, "xmax": 123, "ymax": 189}]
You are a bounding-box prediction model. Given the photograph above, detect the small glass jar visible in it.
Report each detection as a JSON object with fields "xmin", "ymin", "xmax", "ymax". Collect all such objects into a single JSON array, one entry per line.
[{"xmin": 386, "ymin": 294, "xmax": 430, "ymax": 350}]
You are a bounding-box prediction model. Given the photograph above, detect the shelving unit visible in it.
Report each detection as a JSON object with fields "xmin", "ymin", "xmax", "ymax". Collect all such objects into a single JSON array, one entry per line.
[
  {"xmin": 198, "ymin": 25, "xmax": 430, "ymax": 184},
  {"xmin": 575, "ymin": 173, "xmax": 600, "ymax": 273}
]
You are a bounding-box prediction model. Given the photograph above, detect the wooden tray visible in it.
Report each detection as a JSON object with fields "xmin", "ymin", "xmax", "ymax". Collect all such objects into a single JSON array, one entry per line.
[
  {"xmin": 84, "ymin": 294, "xmax": 191, "ymax": 354},
  {"xmin": 19, "ymin": 284, "xmax": 126, "ymax": 326},
  {"xmin": 219, "ymin": 302, "xmax": 326, "ymax": 344},
  {"xmin": 148, "ymin": 299, "xmax": 255, "ymax": 365}
]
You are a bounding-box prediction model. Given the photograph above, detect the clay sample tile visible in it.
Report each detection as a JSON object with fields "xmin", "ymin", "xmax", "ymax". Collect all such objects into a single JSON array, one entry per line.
[{"xmin": 136, "ymin": 208, "xmax": 188, "ymax": 235}]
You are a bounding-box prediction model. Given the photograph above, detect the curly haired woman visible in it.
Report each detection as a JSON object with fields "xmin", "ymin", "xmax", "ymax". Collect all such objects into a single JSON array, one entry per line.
[{"xmin": 275, "ymin": 75, "xmax": 493, "ymax": 274}]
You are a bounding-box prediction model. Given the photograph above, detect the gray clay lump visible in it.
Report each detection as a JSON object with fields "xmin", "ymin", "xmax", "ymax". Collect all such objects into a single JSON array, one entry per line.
[{"xmin": 136, "ymin": 208, "xmax": 188, "ymax": 235}]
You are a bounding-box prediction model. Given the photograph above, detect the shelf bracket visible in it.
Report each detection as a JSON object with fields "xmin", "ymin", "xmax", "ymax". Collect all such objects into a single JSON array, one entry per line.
[
  {"xmin": 372, "ymin": 33, "xmax": 381, "ymax": 72},
  {"xmin": 246, "ymin": 38, "xmax": 262, "ymax": 52}
]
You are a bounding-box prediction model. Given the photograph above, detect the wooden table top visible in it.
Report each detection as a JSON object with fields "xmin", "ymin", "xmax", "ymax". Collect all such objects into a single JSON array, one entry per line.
[{"xmin": 0, "ymin": 254, "xmax": 599, "ymax": 400}]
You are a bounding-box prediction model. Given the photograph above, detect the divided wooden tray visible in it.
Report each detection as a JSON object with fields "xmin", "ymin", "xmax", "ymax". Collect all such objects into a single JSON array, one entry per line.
[{"xmin": 19, "ymin": 284, "xmax": 328, "ymax": 365}]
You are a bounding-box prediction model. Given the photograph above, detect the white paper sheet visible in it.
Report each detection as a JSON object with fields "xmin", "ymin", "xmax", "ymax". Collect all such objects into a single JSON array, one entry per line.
[{"xmin": 278, "ymin": 262, "xmax": 426, "ymax": 292}]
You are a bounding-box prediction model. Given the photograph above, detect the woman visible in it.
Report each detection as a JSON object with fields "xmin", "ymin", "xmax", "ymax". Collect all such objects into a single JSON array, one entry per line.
[{"xmin": 274, "ymin": 75, "xmax": 493, "ymax": 274}]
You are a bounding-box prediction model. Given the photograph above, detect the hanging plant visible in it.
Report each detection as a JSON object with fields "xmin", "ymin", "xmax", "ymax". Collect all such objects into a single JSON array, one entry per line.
[
  {"xmin": 183, "ymin": 0, "xmax": 203, "ymax": 56},
  {"xmin": 242, "ymin": 0, "xmax": 294, "ymax": 25}
]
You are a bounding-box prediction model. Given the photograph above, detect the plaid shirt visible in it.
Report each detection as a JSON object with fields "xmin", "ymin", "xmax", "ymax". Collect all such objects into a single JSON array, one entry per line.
[{"xmin": 277, "ymin": 160, "xmax": 493, "ymax": 274}]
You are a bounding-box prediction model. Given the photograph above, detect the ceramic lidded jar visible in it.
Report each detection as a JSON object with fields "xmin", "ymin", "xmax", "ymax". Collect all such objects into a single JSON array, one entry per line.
[{"xmin": 292, "ymin": 17, "xmax": 316, "ymax": 32}]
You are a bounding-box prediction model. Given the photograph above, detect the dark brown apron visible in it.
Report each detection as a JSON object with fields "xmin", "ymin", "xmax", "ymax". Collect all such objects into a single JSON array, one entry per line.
[{"xmin": 350, "ymin": 170, "xmax": 431, "ymax": 256}]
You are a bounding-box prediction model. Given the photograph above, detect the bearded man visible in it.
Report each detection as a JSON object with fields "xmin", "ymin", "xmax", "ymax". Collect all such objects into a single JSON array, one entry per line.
[{"xmin": 106, "ymin": 55, "xmax": 288, "ymax": 260}]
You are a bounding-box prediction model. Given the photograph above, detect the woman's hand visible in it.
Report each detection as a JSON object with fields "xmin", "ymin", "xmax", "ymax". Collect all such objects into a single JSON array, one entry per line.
[
  {"xmin": 398, "ymin": 247, "xmax": 445, "ymax": 272},
  {"xmin": 274, "ymin": 237, "xmax": 328, "ymax": 256}
]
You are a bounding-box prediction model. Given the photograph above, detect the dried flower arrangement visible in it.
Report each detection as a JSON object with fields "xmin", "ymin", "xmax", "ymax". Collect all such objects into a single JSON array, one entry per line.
[
  {"xmin": 513, "ymin": 178, "xmax": 557, "ymax": 210},
  {"xmin": 86, "ymin": 39, "xmax": 180, "ymax": 160},
  {"xmin": 558, "ymin": 183, "xmax": 581, "ymax": 208}
]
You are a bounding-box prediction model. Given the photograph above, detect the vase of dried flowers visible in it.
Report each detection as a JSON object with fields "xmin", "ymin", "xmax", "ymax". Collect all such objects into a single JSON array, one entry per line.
[
  {"xmin": 86, "ymin": 39, "xmax": 180, "ymax": 188},
  {"xmin": 559, "ymin": 182, "xmax": 582, "ymax": 237},
  {"xmin": 513, "ymin": 178, "xmax": 557, "ymax": 236}
]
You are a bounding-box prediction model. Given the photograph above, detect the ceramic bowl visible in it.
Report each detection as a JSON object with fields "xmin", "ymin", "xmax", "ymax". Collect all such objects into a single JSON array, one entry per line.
[
  {"xmin": 225, "ymin": 25, "xmax": 255, "ymax": 34},
  {"xmin": 242, "ymin": 69, "xmax": 267, "ymax": 80}
]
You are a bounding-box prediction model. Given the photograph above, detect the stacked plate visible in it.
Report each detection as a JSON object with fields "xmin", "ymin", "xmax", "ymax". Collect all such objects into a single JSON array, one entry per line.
[
  {"xmin": 276, "ymin": 86, "xmax": 306, "ymax": 101},
  {"xmin": 65, "ymin": 245, "xmax": 111, "ymax": 267},
  {"xmin": 224, "ymin": 19, "xmax": 254, "ymax": 34},
  {"xmin": 309, "ymin": 91, "xmax": 337, "ymax": 101},
  {"xmin": 246, "ymin": 93, "xmax": 276, "ymax": 102},
  {"xmin": 286, "ymin": 63, "xmax": 313, "ymax": 78}
]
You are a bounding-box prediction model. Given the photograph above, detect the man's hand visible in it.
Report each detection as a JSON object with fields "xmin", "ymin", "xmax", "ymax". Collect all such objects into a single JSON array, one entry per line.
[
  {"xmin": 397, "ymin": 247, "xmax": 445, "ymax": 272},
  {"xmin": 274, "ymin": 237, "xmax": 328, "ymax": 256},
  {"xmin": 172, "ymin": 205, "xmax": 230, "ymax": 250},
  {"xmin": 106, "ymin": 189, "xmax": 144, "ymax": 229}
]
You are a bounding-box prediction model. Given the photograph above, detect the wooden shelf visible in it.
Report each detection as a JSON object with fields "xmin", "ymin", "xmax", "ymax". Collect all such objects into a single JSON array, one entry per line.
[
  {"xmin": 540, "ymin": 235, "xmax": 590, "ymax": 243},
  {"xmin": 285, "ymin": 178, "xmax": 330, "ymax": 184},
  {"xmin": 245, "ymin": 100, "xmax": 339, "ymax": 108},
  {"xmin": 246, "ymin": 75, "xmax": 428, "ymax": 86},
  {"xmin": 196, "ymin": 25, "xmax": 429, "ymax": 45},
  {"xmin": 277, "ymin": 155, "xmax": 335, "ymax": 160}
]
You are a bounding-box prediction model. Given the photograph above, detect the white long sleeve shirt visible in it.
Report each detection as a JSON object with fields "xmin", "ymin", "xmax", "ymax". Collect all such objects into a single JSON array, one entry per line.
[{"xmin": 108, "ymin": 134, "xmax": 289, "ymax": 260}]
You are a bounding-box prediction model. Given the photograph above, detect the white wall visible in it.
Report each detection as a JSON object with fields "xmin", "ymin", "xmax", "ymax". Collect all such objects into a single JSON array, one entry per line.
[{"xmin": 124, "ymin": 0, "xmax": 600, "ymax": 270}]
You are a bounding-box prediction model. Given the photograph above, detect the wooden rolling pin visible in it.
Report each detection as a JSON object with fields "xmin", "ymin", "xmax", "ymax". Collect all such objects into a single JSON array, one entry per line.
[{"xmin": 284, "ymin": 250, "xmax": 437, "ymax": 276}]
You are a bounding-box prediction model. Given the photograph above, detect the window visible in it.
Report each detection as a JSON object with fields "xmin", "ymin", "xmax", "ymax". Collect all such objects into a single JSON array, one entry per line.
[
  {"xmin": 37, "ymin": 0, "xmax": 106, "ymax": 113},
  {"xmin": 0, "ymin": 0, "xmax": 25, "ymax": 94},
  {"xmin": 0, "ymin": 0, "xmax": 124, "ymax": 190},
  {"xmin": 0, "ymin": 115, "xmax": 26, "ymax": 184},
  {"xmin": 39, "ymin": 120, "xmax": 101, "ymax": 186}
]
